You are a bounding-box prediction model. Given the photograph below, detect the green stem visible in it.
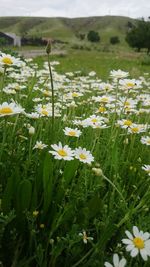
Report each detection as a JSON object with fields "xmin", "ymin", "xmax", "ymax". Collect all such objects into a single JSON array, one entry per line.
[
  {"xmin": 47, "ymin": 53, "xmax": 55, "ymax": 134},
  {"xmin": 71, "ymin": 248, "xmax": 94, "ymax": 267}
]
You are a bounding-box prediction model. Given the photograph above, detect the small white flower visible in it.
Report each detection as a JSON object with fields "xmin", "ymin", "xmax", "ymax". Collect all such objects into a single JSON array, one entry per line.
[
  {"xmin": 110, "ymin": 69, "xmax": 129, "ymax": 79},
  {"xmin": 63, "ymin": 127, "xmax": 82, "ymax": 137},
  {"xmin": 74, "ymin": 147, "xmax": 94, "ymax": 164},
  {"xmin": 104, "ymin": 253, "xmax": 126, "ymax": 267},
  {"xmin": 142, "ymin": 165, "xmax": 150, "ymax": 176},
  {"xmin": 122, "ymin": 226, "xmax": 150, "ymax": 261},
  {"xmin": 79, "ymin": 231, "xmax": 93, "ymax": 244},
  {"xmin": 128, "ymin": 124, "xmax": 146, "ymax": 134},
  {"xmin": 141, "ymin": 136, "xmax": 150, "ymax": 146},
  {"xmin": 49, "ymin": 142, "xmax": 74, "ymax": 161},
  {"xmin": 33, "ymin": 141, "xmax": 48, "ymax": 150}
]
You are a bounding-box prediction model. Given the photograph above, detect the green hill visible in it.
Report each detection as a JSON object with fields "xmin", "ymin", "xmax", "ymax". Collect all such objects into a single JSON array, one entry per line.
[{"xmin": 0, "ymin": 16, "xmax": 136, "ymax": 44}]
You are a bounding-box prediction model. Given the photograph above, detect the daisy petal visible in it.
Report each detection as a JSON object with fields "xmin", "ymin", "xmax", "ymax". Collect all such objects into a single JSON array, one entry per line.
[{"xmin": 131, "ymin": 248, "xmax": 138, "ymax": 257}]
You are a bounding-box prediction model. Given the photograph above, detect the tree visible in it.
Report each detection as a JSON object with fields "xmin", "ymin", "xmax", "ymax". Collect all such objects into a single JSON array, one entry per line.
[
  {"xmin": 87, "ymin": 30, "xmax": 100, "ymax": 42},
  {"xmin": 126, "ymin": 20, "xmax": 150, "ymax": 53},
  {"xmin": 110, "ymin": 36, "xmax": 120, "ymax": 45}
]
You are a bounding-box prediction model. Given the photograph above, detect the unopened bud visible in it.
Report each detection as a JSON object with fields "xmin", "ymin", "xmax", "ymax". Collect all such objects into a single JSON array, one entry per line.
[
  {"xmin": 46, "ymin": 40, "xmax": 51, "ymax": 54},
  {"xmin": 28, "ymin": 126, "xmax": 35, "ymax": 135},
  {"xmin": 123, "ymin": 138, "xmax": 129, "ymax": 144},
  {"xmin": 92, "ymin": 167, "xmax": 103, "ymax": 176}
]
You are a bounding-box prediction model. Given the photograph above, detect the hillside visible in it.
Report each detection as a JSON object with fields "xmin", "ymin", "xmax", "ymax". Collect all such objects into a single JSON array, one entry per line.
[{"xmin": 0, "ymin": 16, "xmax": 136, "ymax": 44}]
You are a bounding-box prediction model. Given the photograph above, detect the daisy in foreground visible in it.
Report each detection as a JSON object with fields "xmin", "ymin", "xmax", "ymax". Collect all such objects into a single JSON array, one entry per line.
[
  {"xmin": 0, "ymin": 52, "xmax": 22, "ymax": 67},
  {"xmin": 74, "ymin": 147, "xmax": 94, "ymax": 164},
  {"xmin": 104, "ymin": 254, "xmax": 126, "ymax": 267},
  {"xmin": 0, "ymin": 102, "xmax": 24, "ymax": 117},
  {"xmin": 122, "ymin": 226, "xmax": 150, "ymax": 261},
  {"xmin": 49, "ymin": 142, "xmax": 74, "ymax": 161},
  {"xmin": 63, "ymin": 127, "xmax": 82, "ymax": 137}
]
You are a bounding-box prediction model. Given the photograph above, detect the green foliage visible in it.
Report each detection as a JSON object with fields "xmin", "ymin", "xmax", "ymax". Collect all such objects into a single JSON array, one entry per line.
[
  {"xmin": 87, "ymin": 30, "xmax": 100, "ymax": 42},
  {"xmin": 0, "ymin": 37, "xmax": 8, "ymax": 46},
  {"xmin": 110, "ymin": 36, "xmax": 120, "ymax": 45},
  {"xmin": 126, "ymin": 20, "xmax": 150, "ymax": 53},
  {"xmin": 0, "ymin": 48, "xmax": 150, "ymax": 267},
  {"xmin": 141, "ymin": 55, "xmax": 150, "ymax": 65}
]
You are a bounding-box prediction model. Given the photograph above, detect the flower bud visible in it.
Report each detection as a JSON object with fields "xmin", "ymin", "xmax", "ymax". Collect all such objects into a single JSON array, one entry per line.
[
  {"xmin": 92, "ymin": 167, "xmax": 103, "ymax": 176},
  {"xmin": 28, "ymin": 126, "xmax": 35, "ymax": 135},
  {"xmin": 46, "ymin": 40, "xmax": 51, "ymax": 54}
]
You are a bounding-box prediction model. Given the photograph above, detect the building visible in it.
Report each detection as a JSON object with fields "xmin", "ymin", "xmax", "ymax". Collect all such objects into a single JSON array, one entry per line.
[{"xmin": 0, "ymin": 32, "xmax": 21, "ymax": 47}]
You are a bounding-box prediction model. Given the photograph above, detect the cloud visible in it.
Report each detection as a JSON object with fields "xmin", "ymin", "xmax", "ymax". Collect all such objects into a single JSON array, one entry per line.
[{"xmin": 0, "ymin": 0, "xmax": 150, "ymax": 18}]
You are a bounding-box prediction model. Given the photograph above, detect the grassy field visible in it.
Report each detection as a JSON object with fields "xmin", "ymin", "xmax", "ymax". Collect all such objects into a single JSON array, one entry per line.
[
  {"xmin": 34, "ymin": 48, "xmax": 150, "ymax": 79},
  {"xmin": 0, "ymin": 47, "xmax": 150, "ymax": 267}
]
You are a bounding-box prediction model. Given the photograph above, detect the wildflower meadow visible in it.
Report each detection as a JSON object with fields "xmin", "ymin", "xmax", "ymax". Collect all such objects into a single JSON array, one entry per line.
[{"xmin": 0, "ymin": 48, "xmax": 150, "ymax": 267}]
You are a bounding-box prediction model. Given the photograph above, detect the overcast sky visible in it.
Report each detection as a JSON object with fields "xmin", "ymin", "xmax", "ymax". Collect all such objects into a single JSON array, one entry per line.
[{"xmin": 0, "ymin": 0, "xmax": 150, "ymax": 18}]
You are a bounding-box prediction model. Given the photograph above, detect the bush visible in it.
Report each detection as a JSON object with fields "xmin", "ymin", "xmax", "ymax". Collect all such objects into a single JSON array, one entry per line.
[
  {"xmin": 110, "ymin": 36, "xmax": 120, "ymax": 45},
  {"xmin": 87, "ymin": 30, "xmax": 100, "ymax": 42}
]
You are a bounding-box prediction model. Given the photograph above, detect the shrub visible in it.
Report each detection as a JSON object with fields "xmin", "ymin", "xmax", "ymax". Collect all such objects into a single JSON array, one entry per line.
[
  {"xmin": 87, "ymin": 30, "xmax": 100, "ymax": 42},
  {"xmin": 110, "ymin": 36, "xmax": 120, "ymax": 45}
]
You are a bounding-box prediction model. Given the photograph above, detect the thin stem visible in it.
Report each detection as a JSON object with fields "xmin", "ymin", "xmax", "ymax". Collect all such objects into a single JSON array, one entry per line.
[
  {"xmin": 0, "ymin": 66, "xmax": 7, "ymax": 98},
  {"xmin": 71, "ymin": 248, "xmax": 93, "ymax": 267},
  {"xmin": 47, "ymin": 53, "xmax": 55, "ymax": 134}
]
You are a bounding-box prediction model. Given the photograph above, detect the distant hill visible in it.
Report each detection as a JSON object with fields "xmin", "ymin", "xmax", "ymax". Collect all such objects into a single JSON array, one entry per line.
[{"xmin": 0, "ymin": 16, "xmax": 137, "ymax": 44}]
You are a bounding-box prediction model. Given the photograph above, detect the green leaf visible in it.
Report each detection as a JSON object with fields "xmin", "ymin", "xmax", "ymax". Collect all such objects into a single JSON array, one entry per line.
[
  {"xmin": 43, "ymin": 153, "xmax": 53, "ymax": 214},
  {"xmin": 16, "ymin": 179, "xmax": 32, "ymax": 212}
]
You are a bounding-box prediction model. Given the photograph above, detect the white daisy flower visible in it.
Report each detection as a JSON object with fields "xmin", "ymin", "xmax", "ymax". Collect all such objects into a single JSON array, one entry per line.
[
  {"xmin": 63, "ymin": 127, "xmax": 82, "ymax": 137},
  {"xmin": 117, "ymin": 119, "xmax": 133, "ymax": 129},
  {"xmin": 128, "ymin": 124, "xmax": 147, "ymax": 134},
  {"xmin": 142, "ymin": 165, "xmax": 150, "ymax": 176},
  {"xmin": 33, "ymin": 141, "xmax": 48, "ymax": 150},
  {"xmin": 74, "ymin": 147, "xmax": 94, "ymax": 164},
  {"xmin": 79, "ymin": 231, "xmax": 93, "ymax": 244},
  {"xmin": 104, "ymin": 253, "xmax": 126, "ymax": 267},
  {"xmin": 141, "ymin": 136, "xmax": 150, "ymax": 146},
  {"xmin": 110, "ymin": 69, "xmax": 129, "ymax": 79},
  {"xmin": 0, "ymin": 102, "xmax": 24, "ymax": 117},
  {"xmin": 49, "ymin": 142, "xmax": 74, "ymax": 161},
  {"xmin": 122, "ymin": 226, "xmax": 150, "ymax": 261},
  {"xmin": 0, "ymin": 53, "xmax": 23, "ymax": 67}
]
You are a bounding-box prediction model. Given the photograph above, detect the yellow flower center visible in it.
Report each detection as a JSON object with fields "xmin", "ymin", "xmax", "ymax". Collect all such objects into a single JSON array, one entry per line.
[
  {"xmin": 58, "ymin": 149, "xmax": 68, "ymax": 157},
  {"xmin": 123, "ymin": 120, "xmax": 132, "ymax": 126},
  {"xmin": 91, "ymin": 118, "xmax": 98, "ymax": 123},
  {"xmin": 98, "ymin": 107, "xmax": 106, "ymax": 113},
  {"xmin": 72, "ymin": 92, "xmax": 78, "ymax": 97},
  {"xmin": 133, "ymin": 237, "xmax": 144, "ymax": 249},
  {"xmin": 0, "ymin": 107, "xmax": 13, "ymax": 114},
  {"xmin": 124, "ymin": 101, "xmax": 130, "ymax": 106},
  {"xmin": 126, "ymin": 82, "xmax": 135, "ymax": 88},
  {"xmin": 2, "ymin": 57, "xmax": 13, "ymax": 65},
  {"xmin": 41, "ymin": 109, "xmax": 49, "ymax": 116},
  {"xmin": 147, "ymin": 140, "xmax": 150, "ymax": 144},
  {"xmin": 68, "ymin": 131, "xmax": 76, "ymax": 136},
  {"xmin": 101, "ymin": 97, "xmax": 108, "ymax": 102},
  {"xmin": 131, "ymin": 127, "xmax": 139, "ymax": 133},
  {"xmin": 79, "ymin": 153, "xmax": 87, "ymax": 160}
]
